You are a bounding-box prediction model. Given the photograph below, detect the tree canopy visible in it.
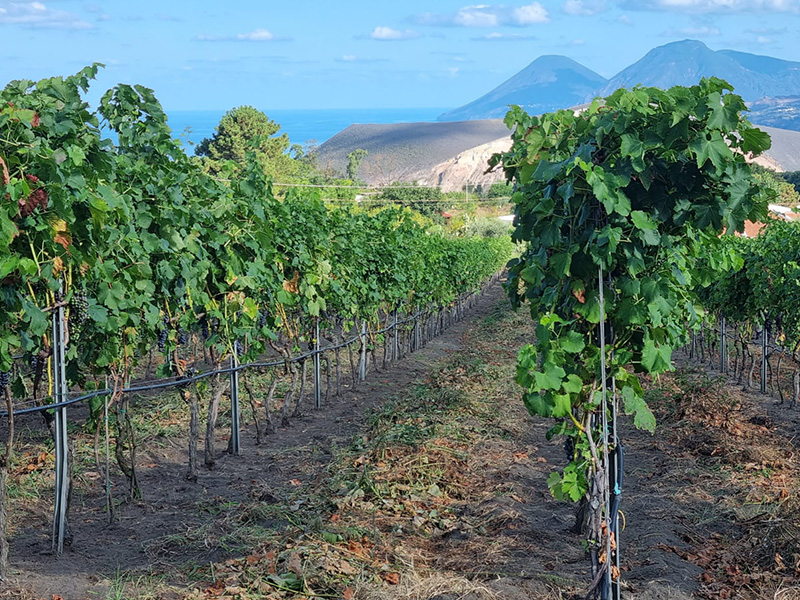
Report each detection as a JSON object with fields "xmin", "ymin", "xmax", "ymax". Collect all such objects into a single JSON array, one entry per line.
[{"xmin": 195, "ymin": 105, "xmax": 299, "ymax": 180}]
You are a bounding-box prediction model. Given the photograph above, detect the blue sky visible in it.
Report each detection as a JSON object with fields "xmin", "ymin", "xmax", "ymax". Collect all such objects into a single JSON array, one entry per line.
[{"xmin": 0, "ymin": 0, "xmax": 798, "ymax": 111}]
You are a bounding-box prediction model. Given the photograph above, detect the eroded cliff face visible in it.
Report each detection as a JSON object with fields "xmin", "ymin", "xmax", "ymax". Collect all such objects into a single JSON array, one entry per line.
[
  {"xmin": 410, "ymin": 137, "xmax": 513, "ymax": 192},
  {"xmin": 411, "ymin": 126, "xmax": 798, "ymax": 193}
]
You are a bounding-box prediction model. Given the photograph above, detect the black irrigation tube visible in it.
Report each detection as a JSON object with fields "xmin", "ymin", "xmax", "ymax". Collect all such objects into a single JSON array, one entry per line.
[{"xmin": 0, "ymin": 287, "xmax": 485, "ymax": 418}]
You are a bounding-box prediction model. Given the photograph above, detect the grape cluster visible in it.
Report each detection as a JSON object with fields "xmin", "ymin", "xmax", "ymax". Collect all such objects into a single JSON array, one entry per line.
[
  {"xmin": 234, "ymin": 340, "xmax": 244, "ymax": 356},
  {"xmin": 157, "ymin": 315, "xmax": 169, "ymax": 351},
  {"xmin": 179, "ymin": 365, "xmax": 197, "ymax": 390},
  {"xmin": 69, "ymin": 290, "xmax": 89, "ymax": 329},
  {"xmin": 258, "ymin": 310, "xmax": 267, "ymax": 328},
  {"xmin": 199, "ymin": 316, "xmax": 210, "ymax": 340},
  {"xmin": 563, "ymin": 436, "xmax": 574, "ymax": 461},
  {"xmin": 177, "ymin": 328, "xmax": 188, "ymax": 346},
  {"xmin": 0, "ymin": 371, "xmax": 10, "ymax": 393},
  {"xmin": 29, "ymin": 354, "xmax": 39, "ymax": 372}
]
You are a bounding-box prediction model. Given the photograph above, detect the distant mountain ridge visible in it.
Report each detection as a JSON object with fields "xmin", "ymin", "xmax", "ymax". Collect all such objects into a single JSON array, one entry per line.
[
  {"xmin": 598, "ymin": 40, "xmax": 800, "ymax": 101},
  {"xmin": 437, "ymin": 55, "xmax": 606, "ymax": 122},
  {"xmin": 439, "ymin": 40, "xmax": 800, "ymax": 132}
]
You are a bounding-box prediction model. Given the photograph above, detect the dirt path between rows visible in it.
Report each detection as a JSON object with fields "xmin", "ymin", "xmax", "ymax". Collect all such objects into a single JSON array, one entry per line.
[
  {"xmin": 6, "ymin": 283, "xmax": 800, "ymax": 600},
  {"xmin": 7, "ymin": 283, "xmax": 508, "ymax": 600}
]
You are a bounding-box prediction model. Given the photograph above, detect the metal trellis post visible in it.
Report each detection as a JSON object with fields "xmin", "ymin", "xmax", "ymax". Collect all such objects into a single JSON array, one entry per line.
[
  {"xmin": 52, "ymin": 296, "xmax": 69, "ymax": 555},
  {"xmin": 720, "ymin": 316, "xmax": 726, "ymax": 374},
  {"xmin": 761, "ymin": 323, "xmax": 768, "ymax": 394},
  {"xmin": 229, "ymin": 351, "xmax": 241, "ymax": 455},
  {"xmin": 392, "ymin": 310, "xmax": 398, "ymax": 361},
  {"xmin": 359, "ymin": 321, "xmax": 367, "ymax": 381},
  {"xmin": 314, "ymin": 318, "xmax": 322, "ymax": 409}
]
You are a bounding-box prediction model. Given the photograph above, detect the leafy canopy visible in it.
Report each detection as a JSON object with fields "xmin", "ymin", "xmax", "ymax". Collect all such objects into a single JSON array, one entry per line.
[
  {"xmin": 492, "ymin": 77, "xmax": 771, "ymax": 502},
  {"xmin": 195, "ymin": 105, "xmax": 300, "ymax": 180}
]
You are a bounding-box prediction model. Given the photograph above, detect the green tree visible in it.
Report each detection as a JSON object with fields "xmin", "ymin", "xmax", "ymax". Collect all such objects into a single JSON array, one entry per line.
[
  {"xmin": 780, "ymin": 170, "xmax": 800, "ymax": 198},
  {"xmin": 750, "ymin": 164, "xmax": 800, "ymax": 207},
  {"xmin": 195, "ymin": 106, "xmax": 298, "ymax": 180},
  {"xmin": 346, "ymin": 148, "xmax": 368, "ymax": 181}
]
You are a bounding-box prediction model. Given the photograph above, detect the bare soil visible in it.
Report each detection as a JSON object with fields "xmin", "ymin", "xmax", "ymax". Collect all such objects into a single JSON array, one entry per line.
[{"xmin": 3, "ymin": 284, "xmax": 800, "ymax": 600}]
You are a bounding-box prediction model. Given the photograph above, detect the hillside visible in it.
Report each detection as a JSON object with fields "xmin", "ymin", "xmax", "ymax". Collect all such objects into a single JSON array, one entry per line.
[
  {"xmin": 438, "ymin": 55, "xmax": 606, "ymax": 122},
  {"xmin": 410, "ymin": 136, "xmax": 513, "ymax": 192},
  {"xmin": 598, "ymin": 40, "xmax": 800, "ymax": 101},
  {"xmin": 748, "ymin": 96, "xmax": 800, "ymax": 132},
  {"xmin": 436, "ymin": 40, "xmax": 800, "ymax": 131},
  {"xmin": 759, "ymin": 125, "xmax": 800, "ymax": 172},
  {"xmin": 314, "ymin": 119, "xmax": 510, "ymax": 184},
  {"xmin": 318, "ymin": 119, "xmax": 800, "ymax": 188}
]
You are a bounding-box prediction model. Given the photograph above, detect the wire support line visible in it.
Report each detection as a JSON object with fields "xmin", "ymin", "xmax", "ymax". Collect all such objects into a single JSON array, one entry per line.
[{"xmin": 0, "ymin": 286, "xmax": 489, "ymax": 418}]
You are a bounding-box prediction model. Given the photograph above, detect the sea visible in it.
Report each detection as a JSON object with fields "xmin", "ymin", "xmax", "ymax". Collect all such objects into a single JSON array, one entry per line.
[{"xmin": 165, "ymin": 108, "xmax": 450, "ymax": 153}]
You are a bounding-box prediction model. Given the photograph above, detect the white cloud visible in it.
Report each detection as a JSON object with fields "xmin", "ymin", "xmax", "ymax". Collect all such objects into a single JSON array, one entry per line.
[
  {"xmin": 667, "ymin": 25, "xmax": 721, "ymax": 35},
  {"xmin": 414, "ymin": 3, "xmax": 549, "ymax": 27},
  {"xmin": 513, "ymin": 3, "xmax": 549, "ymax": 23},
  {"xmin": 341, "ymin": 54, "xmax": 357, "ymax": 61},
  {"xmin": 237, "ymin": 28, "xmax": 275, "ymax": 41},
  {"xmin": 0, "ymin": 1, "xmax": 93, "ymax": 29},
  {"xmin": 617, "ymin": 14, "xmax": 633, "ymax": 24},
  {"xmin": 620, "ymin": 0, "xmax": 799, "ymax": 13},
  {"xmin": 455, "ymin": 5, "xmax": 499, "ymax": 26},
  {"xmin": 196, "ymin": 28, "xmax": 289, "ymax": 42},
  {"xmin": 757, "ymin": 35, "xmax": 773, "ymax": 43},
  {"xmin": 370, "ymin": 26, "xmax": 420, "ymax": 40},
  {"xmin": 472, "ymin": 31, "xmax": 537, "ymax": 40},
  {"xmin": 563, "ymin": 0, "xmax": 606, "ymax": 15}
]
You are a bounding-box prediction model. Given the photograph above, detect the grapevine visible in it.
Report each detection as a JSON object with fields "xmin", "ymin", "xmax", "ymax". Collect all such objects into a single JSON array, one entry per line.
[{"xmin": 492, "ymin": 78, "xmax": 771, "ymax": 595}]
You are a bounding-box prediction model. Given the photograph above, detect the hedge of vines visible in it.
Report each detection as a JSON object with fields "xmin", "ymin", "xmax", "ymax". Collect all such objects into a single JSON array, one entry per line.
[
  {"xmin": 698, "ymin": 219, "xmax": 800, "ymax": 397},
  {"xmin": 1, "ymin": 64, "xmax": 511, "ymax": 373},
  {"xmin": 0, "ymin": 66, "xmax": 513, "ymax": 497}
]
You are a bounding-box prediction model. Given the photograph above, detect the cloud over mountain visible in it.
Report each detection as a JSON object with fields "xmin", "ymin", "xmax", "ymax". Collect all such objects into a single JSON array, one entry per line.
[
  {"xmin": 414, "ymin": 3, "xmax": 549, "ymax": 27},
  {"xmin": 0, "ymin": 1, "xmax": 92, "ymax": 29}
]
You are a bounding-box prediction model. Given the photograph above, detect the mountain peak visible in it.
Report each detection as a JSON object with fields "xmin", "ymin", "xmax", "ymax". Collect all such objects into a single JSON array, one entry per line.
[
  {"xmin": 598, "ymin": 39, "xmax": 800, "ymax": 101},
  {"xmin": 438, "ymin": 54, "xmax": 606, "ymax": 122}
]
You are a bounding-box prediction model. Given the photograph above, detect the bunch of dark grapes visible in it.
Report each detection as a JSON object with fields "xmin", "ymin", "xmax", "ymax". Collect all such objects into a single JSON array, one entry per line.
[
  {"xmin": 177, "ymin": 328, "xmax": 188, "ymax": 346},
  {"xmin": 54, "ymin": 289, "xmax": 64, "ymax": 303},
  {"xmin": 29, "ymin": 354, "xmax": 39, "ymax": 372},
  {"xmin": 765, "ymin": 316, "xmax": 773, "ymax": 334},
  {"xmin": 199, "ymin": 317, "xmax": 210, "ymax": 340},
  {"xmin": 563, "ymin": 436, "xmax": 574, "ymax": 461},
  {"xmin": 179, "ymin": 365, "xmax": 197, "ymax": 390},
  {"xmin": 234, "ymin": 340, "xmax": 244, "ymax": 356},
  {"xmin": 258, "ymin": 311, "xmax": 267, "ymax": 328},
  {"xmin": 157, "ymin": 315, "xmax": 169, "ymax": 351},
  {"xmin": 69, "ymin": 290, "xmax": 89, "ymax": 330},
  {"xmin": 0, "ymin": 371, "xmax": 10, "ymax": 393}
]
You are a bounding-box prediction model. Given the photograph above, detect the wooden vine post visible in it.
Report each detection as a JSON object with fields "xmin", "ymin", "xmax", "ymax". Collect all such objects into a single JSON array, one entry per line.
[{"xmin": 491, "ymin": 78, "xmax": 771, "ymax": 598}]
